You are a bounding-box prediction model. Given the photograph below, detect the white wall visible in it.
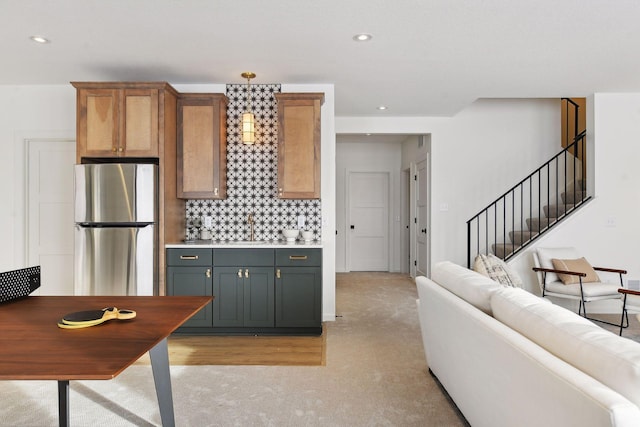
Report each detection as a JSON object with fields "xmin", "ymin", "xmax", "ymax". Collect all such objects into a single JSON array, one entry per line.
[
  {"xmin": 509, "ymin": 93, "xmax": 640, "ymax": 312},
  {"xmin": 335, "ymin": 139, "xmax": 402, "ymax": 272},
  {"xmin": 337, "ymin": 98, "xmax": 561, "ymax": 271},
  {"xmin": 0, "ymin": 85, "xmax": 76, "ymax": 272}
]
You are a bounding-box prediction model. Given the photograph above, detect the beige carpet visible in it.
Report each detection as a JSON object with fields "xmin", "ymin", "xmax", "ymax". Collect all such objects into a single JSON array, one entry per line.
[{"xmin": 0, "ymin": 272, "xmax": 466, "ymax": 426}]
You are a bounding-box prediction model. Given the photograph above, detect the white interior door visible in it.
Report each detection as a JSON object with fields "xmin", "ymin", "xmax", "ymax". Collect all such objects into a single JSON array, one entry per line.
[
  {"xmin": 27, "ymin": 139, "xmax": 75, "ymax": 295},
  {"xmin": 347, "ymin": 171, "xmax": 389, "ymax": 271},
  {"xmin": 415, "ymin": 156, "xmax": 429, "ymax": 277}
]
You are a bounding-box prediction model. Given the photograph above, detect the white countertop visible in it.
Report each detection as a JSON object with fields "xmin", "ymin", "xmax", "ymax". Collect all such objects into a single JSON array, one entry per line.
[{"xmin": 166, "ymin": 240, "xmax": 324, "ymax": 249}]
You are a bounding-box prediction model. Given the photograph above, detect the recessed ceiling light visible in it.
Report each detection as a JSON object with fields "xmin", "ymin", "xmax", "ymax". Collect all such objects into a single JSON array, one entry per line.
[
  {"xmin": 377, "ymin": 105, "xmax": 387, "ymax": 110},
  {"xmin": 353, "ymin": 33, "xmax": 372, "ymax": 42},
  {"xmin": 30, "ymin": 36, "xmax": 50, "ymax": 44}
]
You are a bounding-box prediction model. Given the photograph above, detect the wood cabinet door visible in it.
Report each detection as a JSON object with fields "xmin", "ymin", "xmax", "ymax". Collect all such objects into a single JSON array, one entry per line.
[
  {"xmin": 276, "ymin": 93, "xmax": 324, "ymax": 199},
  {"xmin": 166, "ymin": 266, "xmax": 213, "ymax": 327},
  {"xmin": 121, "ymin": 88, "xmax": 159, "ymax": 157},
  {"xmin": 77, "ymin": 88, "xmax": 119, "ymax": 158},
  {"xmin": 275, "ymin": 266, "xmax": 322, "ymax": 327},
  {"xmin": 177, "ymin": 94, "xmax": 228, "ymax": 199}
]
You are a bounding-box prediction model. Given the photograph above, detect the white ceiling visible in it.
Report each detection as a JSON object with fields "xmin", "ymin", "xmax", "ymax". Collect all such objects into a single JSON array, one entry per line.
[{"xmin": 3, "ymin": 0, "xmax": 640, "ymax": 117}]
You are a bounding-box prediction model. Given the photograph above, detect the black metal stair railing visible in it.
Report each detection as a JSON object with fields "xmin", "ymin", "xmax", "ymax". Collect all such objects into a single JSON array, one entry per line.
[{"xmin": 466, "ymin": 131, "xmax": 589, "ymax": 267}]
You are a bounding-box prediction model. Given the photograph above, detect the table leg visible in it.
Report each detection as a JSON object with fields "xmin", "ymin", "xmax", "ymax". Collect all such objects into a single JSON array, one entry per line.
[
  {"xmin": 57, "ymin": 380, "xmax": 69, "ymax": 427},
  {"xmin": 149, "ymin": 338, "xmax": 175, "ymax": 427}
]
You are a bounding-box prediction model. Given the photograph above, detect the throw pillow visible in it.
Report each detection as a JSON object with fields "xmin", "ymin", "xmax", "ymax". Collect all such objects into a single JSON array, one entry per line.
[
  {"xmin": 473, "ymin": 253, "xmax": 523, "ymax": 288},
  {"xmin": 551, "ymin": 257, "xmax": 600, "ymax": 284}
]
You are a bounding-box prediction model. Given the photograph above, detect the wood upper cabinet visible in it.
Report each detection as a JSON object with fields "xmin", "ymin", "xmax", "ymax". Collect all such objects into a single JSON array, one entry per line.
[
  {"xmin": 275, "ymin": 93, "xmax": 324, "ymax": 199},
  {"xmin": 72, "ymin": 82, "xmax": 169, "ymax": 160},
  {"xmin": 177, "ymin": 93, "xmax": 228, "ymax": 199}
]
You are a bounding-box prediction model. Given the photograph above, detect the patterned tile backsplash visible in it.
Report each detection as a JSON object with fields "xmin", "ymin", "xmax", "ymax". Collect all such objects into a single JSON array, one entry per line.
[{"xmin": 185, "ymin": 83, "xmax": 322, "ymax": 241}]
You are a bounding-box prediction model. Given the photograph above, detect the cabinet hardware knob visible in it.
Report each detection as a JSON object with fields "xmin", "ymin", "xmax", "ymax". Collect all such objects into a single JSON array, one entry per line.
[
  {"xmin": 206, "ymin": 268, "xmax": 211, "ymax": 278},
  {"xmin": 111, "ymin": 147, "xmax": 117, "ymax": 152},
  {"xmin": 237, "ymin": 269, "xmax": 242, "ymax": 278},
  {"xmin": 214, "ymin": 188, "xmax": 218, "ymax": 196},
  {"xmin": 276, "ymin": 269, "xmax": 281, "ymax": 279},
  {"xmin": 180, "ymin": 255, "xmax": 199, "ymax": 260},
  {"xmin": 118, "ymin": 147, "xmax": 124, "ymax": 152},
  {"xmin": 289, "ymin": 255, "xmax": 308, "ymax": 260},
  {"xmin": 245, "ymin": 269, "xmax": 249, "ymax": 278}
]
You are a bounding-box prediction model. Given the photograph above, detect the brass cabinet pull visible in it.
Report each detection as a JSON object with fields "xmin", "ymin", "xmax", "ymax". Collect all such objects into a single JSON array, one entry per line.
[
  {"xmin": 118, "ymin": 147, "xmax": 124, "ymax": 152},
  {"xmin": 180, "ymin": 255, "xmax": 199, "ymax": 260},
  {"xmin": 237, "ymin": 269, "xmax": 242, "ymax": 278},
  {"xmin": 214, "ymin": 188, "xmax": 219, "ymax": 196},
  {"xmin": 111, "ymin": 147, "xmax": 117, "ymax": 153},
  {"xmin": 289, "ymin": 255, "xmax": 308, "ymax": 260},
  {"xmin": 245, "ymin": 269, "xmax": 249, "ymax": 278},
  {"xmin": 276, "ymin": 269, "xmax": 281, "ymax": 279},
  {"xmin": 206, "ymin": 268, "xmax": 211, "ymax": 278}
]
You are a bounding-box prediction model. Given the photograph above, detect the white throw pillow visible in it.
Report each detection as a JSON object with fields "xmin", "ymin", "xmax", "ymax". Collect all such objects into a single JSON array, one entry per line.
[
  {"xmin": 432, "ymin": 261, "xmax": 502, "ymax": 315},
  {"xmin": 473, "ymin": 253, "xmax": 523, "ymax": 288},
  {"xmin": 492, "ymin": 286, "xmax": 640, "ymax": 408}
]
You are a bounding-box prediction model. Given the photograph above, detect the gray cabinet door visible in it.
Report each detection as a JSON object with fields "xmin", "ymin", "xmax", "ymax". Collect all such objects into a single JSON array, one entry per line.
[
  {"xmin": 244, "ymin": 267, "xmax": 275, "ymax": 327},
  {"xmin": 213, "ymin": 267, "xmax": 245, "ymax": 327},
  {"xmin": 167, "ymin": 266, "xmax": 212, "ymax": 327},
  {"xmin": 213, "ymin": 266, "xmax": 275, "ymax": 327},
  {"xmin": 275, "ymin": 267, "xmax": 321, "ymax": 327}
]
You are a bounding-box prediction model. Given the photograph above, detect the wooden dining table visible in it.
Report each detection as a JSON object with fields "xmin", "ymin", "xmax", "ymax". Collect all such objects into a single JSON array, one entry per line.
[{"xmin": 0, "ymin": 295, "xmax": 211, "ymax": 427}]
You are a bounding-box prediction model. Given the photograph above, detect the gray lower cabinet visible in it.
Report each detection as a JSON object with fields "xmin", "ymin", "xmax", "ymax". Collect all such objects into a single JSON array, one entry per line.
[
  {"xmin": 166, "ymin": 249, "xmax": 213, "ymax": 328},
  {"xmin": 275, "ymin": 248, "xmax": 322, "ymax": 328},
  {"xmin": 166, "ymin": 247, "xmax": 321, "ymax": 335},
  {"xmin": 213, "ymin": 266, "xmax": 274, "ymax": 327}
]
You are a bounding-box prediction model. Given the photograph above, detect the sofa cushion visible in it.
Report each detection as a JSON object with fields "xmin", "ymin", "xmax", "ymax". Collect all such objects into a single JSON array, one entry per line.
[
  {"xmin": 551, "ymin": 257, "xmax": 600, "ymax": 284},
  {"xmin": 491, "ymin": 287, "xmax": 640, "ymax": 408},
  {"xmin": 432, "ymin": 261, "xmax": 502, "ymax": 315},
  {"xmin": 473, "ymin": 253, "xmax": 523, "ymax": 288}
]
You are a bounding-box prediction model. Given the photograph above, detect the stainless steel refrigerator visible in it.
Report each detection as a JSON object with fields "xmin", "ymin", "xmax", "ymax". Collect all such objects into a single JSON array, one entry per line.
[{"xmin": 74, "ymin": 163, "xmax": 158, "ymax": 296}]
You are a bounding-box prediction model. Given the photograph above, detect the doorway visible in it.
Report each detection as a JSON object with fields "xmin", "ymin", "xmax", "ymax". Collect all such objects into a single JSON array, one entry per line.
[
  {"xmin": 346, "ymin": 171, "xmax": 390, "ymax": 271},
  {"xmin": 415, "ymin": 154, "xmax": 430, "ymax": 277},
  {"xmin": 26, "ymin": 139, "xmax": 76, "ymax": 295}
]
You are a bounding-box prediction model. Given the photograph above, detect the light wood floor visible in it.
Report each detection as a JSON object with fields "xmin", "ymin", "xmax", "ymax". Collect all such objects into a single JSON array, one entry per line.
[{"xmin": 135, "ymin": 327, "xmax": 326, "ymax": 366}]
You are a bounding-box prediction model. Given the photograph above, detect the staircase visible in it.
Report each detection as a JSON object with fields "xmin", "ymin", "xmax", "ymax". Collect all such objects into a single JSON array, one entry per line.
[
  {"xmin": 491, "ymin": 178, "xmax": 586, "ymax": 259},
  {"xmin": 467, "ymin": 131, "xmax": 589, "ymax": 267}
]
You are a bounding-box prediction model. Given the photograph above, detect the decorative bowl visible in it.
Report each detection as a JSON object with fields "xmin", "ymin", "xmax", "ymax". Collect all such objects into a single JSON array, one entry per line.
[
  {"xmin": 301, "ymin": 230, "xmax": 314, "ymax": 241},
  {"xmin": 282, "ymin": 229, "xmax": 299, "ymax": 241}
]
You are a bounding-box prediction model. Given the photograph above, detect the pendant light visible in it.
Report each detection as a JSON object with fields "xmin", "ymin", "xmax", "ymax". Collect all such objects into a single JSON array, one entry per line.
[{"xmin": 241, "ymin": 72, "xmax": 256, "ymax": 144}]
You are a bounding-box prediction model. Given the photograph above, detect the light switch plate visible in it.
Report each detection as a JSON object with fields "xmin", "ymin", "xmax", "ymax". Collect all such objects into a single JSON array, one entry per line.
[
  {"xmin": 203, "ymin": 216, "xmax": 213, "ymax": 229},
  {"xmin": 297, "ymin": 215, "xmax": 305, "ymax": 228}
]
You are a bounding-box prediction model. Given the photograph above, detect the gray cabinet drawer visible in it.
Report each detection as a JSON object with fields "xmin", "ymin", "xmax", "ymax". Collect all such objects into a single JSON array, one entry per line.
[
  {"xmin": 167, "ymin": 248, "xmax": 213, "ymax": 266},
  {"xmin": 214, "ymin": 248, "xmax": 274, "ymax": 266},
  {"xmin": 275, "ymin": 249, "xmax": 321, "ymax": 266}
]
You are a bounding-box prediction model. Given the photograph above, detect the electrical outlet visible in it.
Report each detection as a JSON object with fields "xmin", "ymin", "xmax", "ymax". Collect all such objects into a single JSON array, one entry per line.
[
  {"xmin": 203, "ymin": 216, "xmax": 213, "ymax": 229},
  {"xmin": 297, "ymin": 215, "xmax": 305, "ymax": 229}
]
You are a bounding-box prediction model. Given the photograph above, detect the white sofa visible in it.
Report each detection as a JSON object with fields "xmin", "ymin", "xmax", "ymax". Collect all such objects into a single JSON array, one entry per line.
[{"xmin": 416, "ymin": 261, "xmax": 640, "ymax": 427}]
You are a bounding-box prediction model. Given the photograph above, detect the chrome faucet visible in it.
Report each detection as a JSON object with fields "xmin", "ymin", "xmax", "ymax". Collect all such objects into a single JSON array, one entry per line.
[{"xmin": 247, "ymin": 213, "xmax": 255, "ymax": 241}]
